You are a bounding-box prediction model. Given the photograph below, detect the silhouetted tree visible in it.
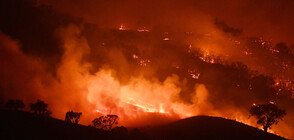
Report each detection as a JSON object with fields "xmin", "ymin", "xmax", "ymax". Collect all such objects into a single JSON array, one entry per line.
[
  {"xmin": 249, "ymin": 103, "xmax": 286, "ymax": 132},
  {"xmin": 91, "ymin": 115, "xmax": 119, "ymax": 130},
  {"xmin": 65, "ymin": 110, "xmax": 82, "ymax": 124},
  {"xmin": 30, "ymin": 99, "xmax": 52, "ymax": 116},
  {"xmin": 5, "ymin": 99, "xmax": 25, "ymax": 110}
]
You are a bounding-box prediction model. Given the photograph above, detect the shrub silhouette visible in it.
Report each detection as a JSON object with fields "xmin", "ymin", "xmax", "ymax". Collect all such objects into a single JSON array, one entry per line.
[
  {"xmin": 249, "ymin": 103, "xmax": 286, "ymax": 132},
  {"xmin": 65, "ymin": 110, "xmax": 82, "ymax": 124},
  {"xmin": 30, "ymin": 99, "xmax": 52, "ymax": 116},
  {"xmin": 91, "ymin": 115, "xmax": 118, "ymax": 130},
  {"xmin": 5, "ymin": 99, "xmax": 25, "ymax": 110}
]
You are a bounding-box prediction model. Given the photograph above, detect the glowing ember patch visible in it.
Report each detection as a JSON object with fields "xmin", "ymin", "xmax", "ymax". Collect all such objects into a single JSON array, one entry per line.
[
  {"xmin": 188, "ymin": 69, "xmax": 201, "ymax": 79},
  {"xmin": 198, "ymin": 50, "xmax": 216, "ymax": 64},
  {"xmin": 275, "ymin": 81, "xmax": 280, "ymax": 86},
  {"xmin": 163, "ymin": 37, "xmax": 170, "ymax": 41},
  {"xmin": 191, "ymin": 74, "xmax": 200, "ymax": 79},
  {"xmin": 138, "ymin": 59, "xmax": 151, "ymax": 66},
  {"xmin": 131, "ymin": 54, "xmax": 151, "ymax": 66},
  {"xmin": 199, "ymin": 56, "xmax": 215, "ymax": 64},
  {"xmin": 229, "ymin": 38, "xmax": 241, "ymax": 45},
  {"xmin": 270, "ymin": 48, "xmax": 280, "ymax": 53},
  {"xmin": 119, "ymin": 24, "xmax": 126, "ymax": 30},
  {"xmin": 132, "ymin": 54, "xmax": 139, "ymax": 59},
  {"xmin": 210, "ymin": 59, "xmax": 215, "ymax": 63},
  {"xmin": 137, "ymin": 27, "xmax": 150, "ymax": 32},
  {"xmin": 188, "ymin": 44, "xmax": 192, "ymax": 53},
  {"xmin": 243, "ymin": 51, "xmax": 252, "ymax": 55}
]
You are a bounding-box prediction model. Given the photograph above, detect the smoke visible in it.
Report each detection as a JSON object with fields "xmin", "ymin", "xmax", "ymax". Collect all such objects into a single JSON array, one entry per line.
[
  {"xmin": 0, "ymin": 0, "xmax": 294, "ymax": 138},
  {"xmin": 0, "ymin": 32, "xmax": 49, "ymax": 103},
  {"xmin": 0, "ymin": 25, "xmax": 217, "ymax": 126},
  {"xmin": 52, "ymin": 25, "xmax": 219, "ymax": 126}
]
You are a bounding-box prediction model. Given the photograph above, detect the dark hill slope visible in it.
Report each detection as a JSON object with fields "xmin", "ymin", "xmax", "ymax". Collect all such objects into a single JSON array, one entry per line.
[
  {"xmin": 0, "ymin": 110, "xmax": 286, "ymax": 140},
  {"xmin": 0, "ymin": 110, "xmax": 128, "ymax": 140},
  {"xmin": 145, "ymin": 116, "xmax": 286, "ymax": 140}
]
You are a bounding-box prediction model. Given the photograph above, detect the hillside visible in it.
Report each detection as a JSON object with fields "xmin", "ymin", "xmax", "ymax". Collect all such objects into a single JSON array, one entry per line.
[
  {"xmin": 145, "ymin": 116, "xmax": 287, "ymax": 140},
  {"xmin": 0, "ymin": 110, "xmax": 286, "ymax": 140},
  {"xmin": 0, "ymin": 110, "xmax": 129, "ymax": 140}
]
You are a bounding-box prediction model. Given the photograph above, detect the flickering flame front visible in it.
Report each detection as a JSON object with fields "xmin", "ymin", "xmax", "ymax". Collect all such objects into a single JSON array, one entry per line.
[
  {"xmin": 124, "ymin": 98, "xmax": 168, "ymax": 114},
  {"xmin": 199, "ymin": 50, "xmax": 216, "ymax": 64},
  {"xmin": 86, "ymin": 71, "xmax": 202, "ymax": 122}
]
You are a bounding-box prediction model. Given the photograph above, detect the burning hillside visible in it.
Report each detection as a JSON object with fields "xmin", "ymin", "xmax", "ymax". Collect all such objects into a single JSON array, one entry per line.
[{"xmin": 0, "ymin": 0, "xmax": 293, "ymax": 139}]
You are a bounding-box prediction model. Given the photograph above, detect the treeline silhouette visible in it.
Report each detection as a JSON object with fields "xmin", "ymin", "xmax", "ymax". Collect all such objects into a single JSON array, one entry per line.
[
  {"xmin": 2, "ymin": 99, "xmax": 286, "ymax": 134},
  {"xmin": 2, "ymin": 99, "xmax": 143, "ymax": 130},
  {"xmin": 1, "ymin": 99, "xmax": 148, "ymax": 140},
  {"xmin": 0, "ymin": 108, "xmax": 286, "ymax": 140}
]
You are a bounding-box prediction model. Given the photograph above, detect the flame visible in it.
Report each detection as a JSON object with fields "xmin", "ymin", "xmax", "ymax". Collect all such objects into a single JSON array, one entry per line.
[
  {"xmin": 119, "ymin": 24, "xmax": 126, "ymax": 31},
  {"xmin": 87, "ymin": 72, "xmax": 208, "ymax": 123},
  {"xmin": 199, "ymin": 50, "xmax": 216, "ymax": 64}
]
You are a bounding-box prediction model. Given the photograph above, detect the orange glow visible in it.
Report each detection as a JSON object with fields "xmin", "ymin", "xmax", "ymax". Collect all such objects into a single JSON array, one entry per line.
[
  {"xmin": 1, "ymin": 1, "xmax": 294, "ymax": 138},
  {"xmin": 119, "ymin": 24, "xmax": 126, "ymax": 30},
  {"xmin": 163, "ymin": 37, "xmax": 170, "ymax": 41},
  {"xmin": 137, "ymin": 26, "xmax": 150, "ymax": 32}
]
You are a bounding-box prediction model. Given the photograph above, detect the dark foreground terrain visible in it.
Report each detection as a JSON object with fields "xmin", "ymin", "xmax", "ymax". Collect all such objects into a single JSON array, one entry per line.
[
  {"xmin": 0, "ymin": 110, "xmax": 286, "ymax": 140},
  {"xmin": 146, "ymin": 116, "xmax": 286, "ymax": 140}
]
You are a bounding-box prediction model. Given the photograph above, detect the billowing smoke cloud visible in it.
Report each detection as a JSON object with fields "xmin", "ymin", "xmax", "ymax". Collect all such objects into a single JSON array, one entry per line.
[
  {"xmin": 0, "ymin": 25, "xmax": 217, "ymax": 126},
  {"xmin": 0, "ymin": 0, "xmax": 294, "ymax": 139}
]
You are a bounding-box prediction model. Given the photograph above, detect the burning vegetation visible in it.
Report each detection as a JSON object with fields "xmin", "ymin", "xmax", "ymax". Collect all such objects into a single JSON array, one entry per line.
[{"xmin": 0, "ymin": 0, "xmax": 294, "ymax": 139}]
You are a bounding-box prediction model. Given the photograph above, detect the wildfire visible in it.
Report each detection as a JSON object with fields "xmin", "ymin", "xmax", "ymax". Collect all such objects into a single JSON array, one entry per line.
[
  {"xmin": 199, "ymin": 52, "xmax": 216, "ymax": 64},
  {"xmin": 2, "ymin": 0, "xmax": 294, "ymax": 139},
  {"xmin": 124, "ymin": 98, "xmax": 169, "ymax": 114}
]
